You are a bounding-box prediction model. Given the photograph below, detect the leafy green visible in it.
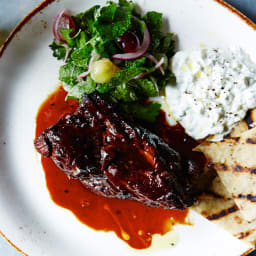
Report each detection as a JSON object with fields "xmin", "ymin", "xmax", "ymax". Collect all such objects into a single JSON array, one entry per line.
[
  {"xmin": 111, "ymin": 84, "xmax": 138, "ymax": 102},
  {"xmin": 159, "ymin": 33, "xmax": 176, "ymax": 57},
  {"xmin": 123, "ymin": 57, "xmax": 146, "ymax": 68},
  {"xmin": 135, "ymin": 78, "xmax": 158, "ymax": 97},
  {"xmin": 73, "ymin": 5, "xmax": 100, "ymax": 34},
  {"xmin": 60, "ymin": 29, "xmax": 77, "ymax": 47},
  {"xmin": 49, "ymin": 41, "xmax": 66, "ymax": 60},
  {"xmin": 143, "ymin": 11, "xmax": 162, "ymax": 34},
  {"xmin": 66, "ymin": 76, "xmax": 96, "ymax": 100},
  {"xmin": 96, "ymin": 58, "xmax": 152, "ymax": 94},
  {"xmin": 77, "ymin": 31, "xmax": 89, "ymax": 48},
  {"xmin": 50, "ymin": 0, "xmax": 177, "ymax": 122},
  {"xmin": 143, "ymin": 12, "xmax": 176, "ymax": 58},
  {"xmin": 143, "ymin": 11, "xmax": 162, "ymax": 52},
  {"xmin": 123, "ymin": 102, "xmax": 161, "ymax": 122},
  {"xmin": 94, "ymin": 1, "xmax": 132, "ymax": 41},
  {"xmin": 59, "ymin": 63, "xmax": 85, "ymax": 86},
  {"xmin": 118, "ymin": 0, "xmax": 136, "ymax": 13},
  {"xmin": 157, "ymin": 70, "xmax": 176, "ymax": 87},
  {"xmin": 109, "ymin": 58, "xmax": 149, "ymax": 84},
  {"xmin": 71, "ymin": 46, "xmax": 93, "ymax": 66}
]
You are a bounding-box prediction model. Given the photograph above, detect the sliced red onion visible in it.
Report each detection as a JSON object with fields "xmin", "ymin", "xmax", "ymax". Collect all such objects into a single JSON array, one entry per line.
[
  {"xmin": 77, "ymin": 71, "xmax": 90, "ymax": 82},
  {"xmin": 88, "ymin": 53, "xmax": 100, "ymax": 69},
  {"xmin": 154, "ymin": 57, "xmax": 165, "ymax": 73},
  {"xmin": 53, "ymin": 9, "xmax": 66, "ymax": 43},
  {"xmin": 112, "ymin": 21, "xmax": 150, "ymax": 60},
  {"xmin": 53, "ymin": 9, "xmax": 75, "ymax": 43},
  {"xmin": 144, "ymin": 53, "xmax": 165, "ymax": 75},
  {"xmin": 63, "ymin": 44, "xmax": 70, "ymax": 63},
  {"xmin": 133, "ymin": 57, "xmax": 165, "ymax": 80},
  {"xmin": 76, "ymin": 53, "xmax": 100, "ymax": 81},
  {"xmin": 150, "ymin": 76, "xmax": 159, "ymax": 94},
  {"xmin": 133, "ymin": 72, "xmax": 150, "ymax": 80}
]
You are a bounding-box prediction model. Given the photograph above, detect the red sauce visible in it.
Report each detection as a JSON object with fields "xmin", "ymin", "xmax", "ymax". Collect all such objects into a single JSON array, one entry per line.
[{"xmin": 35, "ymin": 86, "xmax": 188, "ymax": 249}]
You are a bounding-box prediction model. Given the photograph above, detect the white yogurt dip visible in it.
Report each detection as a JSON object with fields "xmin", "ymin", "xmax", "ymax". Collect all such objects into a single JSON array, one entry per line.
[{"xmin": 165, "ymin": 48, "xmax": 256, "ymax": 141}]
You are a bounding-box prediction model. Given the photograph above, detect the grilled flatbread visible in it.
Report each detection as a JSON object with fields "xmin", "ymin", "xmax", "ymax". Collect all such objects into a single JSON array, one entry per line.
[
  {"xmin": 193, "ymin": 109, "xmax": 256, "ymax": 247},
  {"xmin": 193, "ymin": 195, "xmax": 256, "ymax": 246},
  {"xmin": 193, "ymin": 176, "xmax": 256, "ymax": 247},
  {"xmin": 196, "ymin": 127, "xmax": 256, "ymax": 222}
]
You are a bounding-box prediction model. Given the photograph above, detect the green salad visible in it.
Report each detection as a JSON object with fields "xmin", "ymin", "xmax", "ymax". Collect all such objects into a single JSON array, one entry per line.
[{"xmin": 50, "ymin": 0, "xmax": 176, "ymax": 122}]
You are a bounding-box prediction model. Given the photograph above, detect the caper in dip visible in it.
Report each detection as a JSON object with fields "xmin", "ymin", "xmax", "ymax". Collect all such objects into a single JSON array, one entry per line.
[{"xmin": 165, "ymin": 48, "xmax": 256, "ymax": 141}]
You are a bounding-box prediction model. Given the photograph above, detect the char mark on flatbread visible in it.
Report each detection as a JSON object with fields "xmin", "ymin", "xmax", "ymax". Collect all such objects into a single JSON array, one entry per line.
[
  {"xmin": 246, "ymin": 138, "xmax": 256, "ymax": 144},
  {"xmin": 235, "ymin": 165, "xmax": 242, "ymax": 171},
  {"xmin": 233, "ymin": 166, "xmax": 256, "ymax": 175},
  {"xmin": 235, "ymin": 230, "xmax": 256, "ymax": 240},
  {"xmin": 222, "ymin": 164, "xmax": 227, "ymax": 170},
  {"xmin": 195, "ymin": 126, "xmax": 256, "ymax": 222},
  {"xmin": 234, "ymin": 194, "xmax": 256, "ymax": 203},
  {"xmin": 245, "ymin": 111, "xmax": 255, "ymax": 129},
  {"xmin": 207, "ymin": 205, "xmax": 238, "ymax": 221},
  {"xmin": 236, "ymin": 231, "xmax": 250, "ymax": 240},
  {"xmin": 194, "ymin": 109, "xmax": 256, "ymax": 246},
  {"xmin": 229, "ymin": 137, "xmax": 240, "ymax": 142}
]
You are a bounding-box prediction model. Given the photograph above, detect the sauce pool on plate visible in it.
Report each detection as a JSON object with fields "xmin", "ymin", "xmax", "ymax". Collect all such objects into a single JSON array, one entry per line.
[{"xmin": 35, "ymin": 86, "xmax": 189, "ymax": 249}]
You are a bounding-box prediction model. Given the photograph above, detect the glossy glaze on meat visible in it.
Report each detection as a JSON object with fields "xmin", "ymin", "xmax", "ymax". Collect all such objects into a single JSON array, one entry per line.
[{"xmin": 35, "ymin": 93, "xmax": 200, "ymax": 210}]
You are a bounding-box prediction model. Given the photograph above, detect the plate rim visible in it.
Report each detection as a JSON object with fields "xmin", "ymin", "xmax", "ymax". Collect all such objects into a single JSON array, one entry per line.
[
  {"xmin": 0, "ymin": 0, "xmax": 256, "ymax": 255},
  {"xmin": 1, "ymin": 0, "xmax": 256, "ymax": 58}
]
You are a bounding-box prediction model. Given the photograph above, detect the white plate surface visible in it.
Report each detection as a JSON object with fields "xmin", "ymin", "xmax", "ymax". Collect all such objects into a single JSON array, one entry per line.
[{"xmin": 0, "ymin": 0, "xmax": 256, "ymax": 255}]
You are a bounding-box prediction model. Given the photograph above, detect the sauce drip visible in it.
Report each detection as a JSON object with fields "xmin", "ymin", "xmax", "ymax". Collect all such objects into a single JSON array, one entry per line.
[{"xmin": 35, "ymin": 87, "xmax": 188, "ymax": 249}]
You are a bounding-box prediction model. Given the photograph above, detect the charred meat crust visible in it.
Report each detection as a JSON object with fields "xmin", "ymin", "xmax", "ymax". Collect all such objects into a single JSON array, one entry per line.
[{"xmin": 35, "ymin": 93, "xmax": 200, "ymax": 210}]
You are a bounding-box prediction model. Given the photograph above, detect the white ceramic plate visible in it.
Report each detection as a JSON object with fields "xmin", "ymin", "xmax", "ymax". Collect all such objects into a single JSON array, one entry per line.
[{"xmin": 0, "ymin": 0, "xmax": 256, "ymax": 255}]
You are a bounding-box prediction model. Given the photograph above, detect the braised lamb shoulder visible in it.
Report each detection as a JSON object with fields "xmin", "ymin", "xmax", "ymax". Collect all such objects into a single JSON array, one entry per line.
[{"xmin": 35, "ymin": 93, "xmax": 201, "ymax": 210}]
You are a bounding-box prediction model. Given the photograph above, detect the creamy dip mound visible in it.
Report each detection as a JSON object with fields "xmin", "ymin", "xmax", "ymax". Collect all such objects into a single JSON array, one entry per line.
[{"xmin": 165, "ymin": 48, "xmax": 256, "ymax": 141}]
